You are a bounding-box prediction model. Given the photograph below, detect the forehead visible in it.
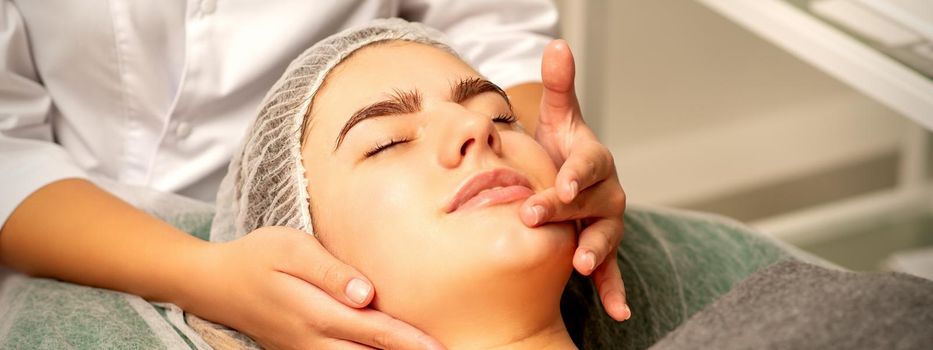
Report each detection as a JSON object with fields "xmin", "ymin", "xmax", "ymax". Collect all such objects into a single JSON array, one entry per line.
[
  {"xmin": 303, "ymin": 42, "xmax": 480, "ymax": 149},
  {"xmin": 323, "ymin": 41, "xmax": 477, "ymax": 100}
]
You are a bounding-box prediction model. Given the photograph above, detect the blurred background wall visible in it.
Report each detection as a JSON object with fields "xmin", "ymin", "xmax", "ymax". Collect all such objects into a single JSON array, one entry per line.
[{"xmin": 552, "ymin": 0, "xmax": 931, "ymax": 270}]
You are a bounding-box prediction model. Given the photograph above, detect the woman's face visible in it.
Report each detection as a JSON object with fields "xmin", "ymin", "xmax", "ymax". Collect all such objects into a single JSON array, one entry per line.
[{"xmin": 301, "ymin": 41, "xmax": 575, "ymax": 328}]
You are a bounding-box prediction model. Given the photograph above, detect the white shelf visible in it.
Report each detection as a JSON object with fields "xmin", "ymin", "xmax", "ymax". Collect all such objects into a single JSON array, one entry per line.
[
  {"xmin": 698, "ymin": 0, "xmax": 933, "ymax": 246},
  {"xmin": 698, "ymin": 0, "xmax": 933, "ymax": 131},
  {"xmin": 612, "ymin": 96, "xmax": 903, "ymax": 206}
]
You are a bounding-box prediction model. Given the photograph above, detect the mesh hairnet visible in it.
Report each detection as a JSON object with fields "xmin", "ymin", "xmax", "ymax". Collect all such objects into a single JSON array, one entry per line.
[{"xmin": 210, "ymin": 18, "xmax": 455, "ymax": 243}]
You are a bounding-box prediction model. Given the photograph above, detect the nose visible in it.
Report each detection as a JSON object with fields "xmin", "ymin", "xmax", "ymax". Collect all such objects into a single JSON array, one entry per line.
[{"xmin": 438, "ymin": 109, "xmax": 503, "ymax": 168}]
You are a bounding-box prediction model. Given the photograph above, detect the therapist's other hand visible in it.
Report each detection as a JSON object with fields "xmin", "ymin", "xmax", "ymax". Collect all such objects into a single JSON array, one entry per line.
[
  {"xmin": 189, "ymin": 227, "xmax": 445, "ymax": 350},
  {"xmin": 520, "ymin": 39, "xmax": 630, "ymax": 321}
]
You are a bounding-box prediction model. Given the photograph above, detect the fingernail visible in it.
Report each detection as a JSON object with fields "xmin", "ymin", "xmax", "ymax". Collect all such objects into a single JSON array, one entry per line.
[
  {"xmin": 532, "ymin": 205, "xmax": 545, "ymax": 225},
  {"xmin": 584, "ymin": 251, "xmax": 596, "ymax": 273},
  {"xmin": 345, "ymin": 278, "xmax": 371, "ymax": 305},
  {"xmin": 622, "ymin": 304, "xmax": 631, "ymax": 321},
  {"xmin": 569, "ymin": 180, "xmax": 579, "ymax": 198}
]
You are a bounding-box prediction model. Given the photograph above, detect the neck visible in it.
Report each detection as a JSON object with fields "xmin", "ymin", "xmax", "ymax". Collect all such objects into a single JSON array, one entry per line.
[
  {"xmin": 484, "ymin": 316, "xmax": 577, "ymax": 350},
  {"xmin": 434, "ymin": 305, "xmax": 577, "ymax": 350},
  {"xmin": 412, "ymin": 266, "xmax": 578, "ymax": 349},
  {"xmin": 376, "ymin": 225, "xmax": 580, "ymax": 349}
]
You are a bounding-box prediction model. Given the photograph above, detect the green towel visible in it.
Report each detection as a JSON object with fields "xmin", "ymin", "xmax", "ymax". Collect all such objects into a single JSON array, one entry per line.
[{"xmin": 562, "ymin": 206, "xmax": 797, "ymax": 349}]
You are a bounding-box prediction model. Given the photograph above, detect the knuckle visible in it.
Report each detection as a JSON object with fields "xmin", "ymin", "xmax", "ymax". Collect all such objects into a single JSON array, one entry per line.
[
  {"xmin": 586, "ymin": 224, "xmax": 614, "ymax": 253},
  {"xmin": 371, "ymin": 317, "xmax": 411, "ymax": 349},
  {"xmin": 309, "ymin": 316, "xmax": 336, "ymax": 335},
  {"xmin": 611, "ymin": 222, "xmax": 624, "ymax": 246},
  {"xmin": 601, "ymin": 284, "xmax": 622, "ymax": 305},
  {"xmin": 598, "ymin": 264, "xmax": 622, "ymax": 289},
  {"xmin": 544, "ymin": 190, "xmax": 562, "ymax": 208},
  {"xmin": 608, "ymin": 191, "xmax": 626, "ymax": 214},
  {"xmin": 372, "ymin": 330, "xmax": 395, "ymax": 349},
  {"xmin": 601, "ymin": 227, "xmax": 616, "ymax": 251},
  {"xmin": 595, "ymin": 269, "xmax": 616, "ymax": 294},
  {"xmin": 315, "ymin": 262, "xmax": 344, "ymax": 290},
  {"xmin": 600, "ymin": 145, "xmax": 615, "ymax": 169},
  {"xmin": 585, "ymin": 158, "xmax": 597, "ymax": 181},
  {"xmin": 599, "ymin": 283, "xmax": 615, "ymax": 300},
  {"xmin": 270, "ymin": 237, "xmax": 303, "ymax": 271}
]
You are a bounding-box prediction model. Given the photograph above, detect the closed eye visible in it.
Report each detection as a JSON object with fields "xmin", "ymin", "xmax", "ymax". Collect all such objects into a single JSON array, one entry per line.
[
  {"xmin": 364, "ymin": 114, "xmax": 514, "ymax": 159},
  {"xmin": 492, "ymin": 114, "xmax": 517, "ymax": 124},
  {"xmin": 364, "ymin": 137, "xmax": 411, "ymax": 158}
]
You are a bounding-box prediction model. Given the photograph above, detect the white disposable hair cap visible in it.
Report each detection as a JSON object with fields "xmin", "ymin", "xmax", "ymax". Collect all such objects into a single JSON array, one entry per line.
[{"xmin": 210, "ymin": 18, "xmax": 455, "ymax": 243}]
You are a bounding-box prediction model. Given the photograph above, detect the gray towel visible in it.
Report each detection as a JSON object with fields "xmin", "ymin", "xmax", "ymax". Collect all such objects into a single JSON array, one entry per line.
[{"xmin": 650, "ymin": 260, "xmax": 933, "ymax": 350}]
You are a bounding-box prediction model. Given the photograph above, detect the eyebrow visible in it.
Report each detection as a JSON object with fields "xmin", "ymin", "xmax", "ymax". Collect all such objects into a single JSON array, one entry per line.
[
  {"xmin": 451, "ymin": 76, "xmax": 512, "ymax": 109},
  {"xmin": 333, "ymin": 77, "xmax": 512, "ymax": 152}
]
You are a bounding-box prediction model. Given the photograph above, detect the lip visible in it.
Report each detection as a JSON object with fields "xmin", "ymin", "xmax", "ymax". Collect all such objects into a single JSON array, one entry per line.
[{"xmin": 446, "ymin": 168, "xmax": 535, "ymax": 213}]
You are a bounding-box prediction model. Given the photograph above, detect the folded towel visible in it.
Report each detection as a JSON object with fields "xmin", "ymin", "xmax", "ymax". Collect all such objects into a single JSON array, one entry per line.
[{"xmin": 650, "ymin": 260, "xmax": 933, "ymax": 350}]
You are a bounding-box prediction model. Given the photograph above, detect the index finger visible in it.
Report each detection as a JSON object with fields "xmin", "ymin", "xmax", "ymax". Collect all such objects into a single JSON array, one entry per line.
[
  {"xmin": 329, "ymin": 307, "xmax": 446, "ymax": 350},
  {"xmin": 276, "ymin": 233, "xmax": 376, "ymax": 309},
  {"xmin": 555, "ymin": 140, "xmax": 615, "ymax": 203},
  {"xmin": 593, "ymin": 251, "xmax": 630, "ymax": 321}
]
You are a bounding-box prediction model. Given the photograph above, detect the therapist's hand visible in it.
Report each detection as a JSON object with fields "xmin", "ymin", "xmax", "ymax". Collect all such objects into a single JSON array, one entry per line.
[
  {"xmin": 520, "ymin": 39, "xmax": 630, "ymax": 321},
  {"xmin": 189, "ymin": 227, "xmax": 445, "ymax": 350}
]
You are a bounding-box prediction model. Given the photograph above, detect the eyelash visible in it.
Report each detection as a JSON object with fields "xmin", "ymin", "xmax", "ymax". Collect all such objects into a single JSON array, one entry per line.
[
  {"xmin": 492, "ymin": 114, "xmax": 517, "ymax": 124},
  {"xmin": 364, "ymin": 114, "xmax": 517, "ymax": 158},
  {"xmin": 365, "ymin": 137, "xmax": 412, "ymax": 158}
]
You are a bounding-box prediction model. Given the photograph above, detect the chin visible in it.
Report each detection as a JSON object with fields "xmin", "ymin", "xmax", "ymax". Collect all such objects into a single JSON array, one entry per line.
[{"xmin": 469, "ymin": 204, "xmax": 577, "ymax": 275}]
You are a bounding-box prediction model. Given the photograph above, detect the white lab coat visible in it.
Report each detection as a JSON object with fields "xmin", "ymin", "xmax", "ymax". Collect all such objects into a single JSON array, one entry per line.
[{"xmin": 0, "ymin": 0, "xmax": 557, "ymax": 224}]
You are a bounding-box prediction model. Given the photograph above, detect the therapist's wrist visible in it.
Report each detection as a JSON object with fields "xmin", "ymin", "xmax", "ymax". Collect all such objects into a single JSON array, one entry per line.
[{"xmin": 171, "ymin": 239, "xmax": 223, "ymax": 313}]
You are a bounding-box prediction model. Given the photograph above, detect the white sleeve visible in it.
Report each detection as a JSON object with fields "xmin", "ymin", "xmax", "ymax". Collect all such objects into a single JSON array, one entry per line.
[
  {"xmin": 0, "ymin": 0, "xmax": 87, "ymax": 226},
  {"xmin": 399, "ymin": 0, "xmax": 558, "ymax": 89}
]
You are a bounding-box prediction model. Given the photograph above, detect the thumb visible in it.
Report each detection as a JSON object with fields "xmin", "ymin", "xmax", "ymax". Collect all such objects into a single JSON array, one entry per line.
[{"xmin": 540, "ymin": 39, "xmax": 577, "ymax": 126}]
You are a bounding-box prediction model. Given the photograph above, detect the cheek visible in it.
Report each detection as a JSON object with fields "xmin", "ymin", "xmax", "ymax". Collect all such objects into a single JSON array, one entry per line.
[
  {"xmin": 313, "ymin": 158, "xmax": 442, "ymax": 277},
  {"xmin": 354, "ymin": 156, "xmax": 435, "ymax": 217},
  {"xmin": 500, "ymin": 133, "xmax": 558, "ymax": 188},
  {"xmin": 317, "ymin": 160, "xmax": 460, "ymax": 314}
]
